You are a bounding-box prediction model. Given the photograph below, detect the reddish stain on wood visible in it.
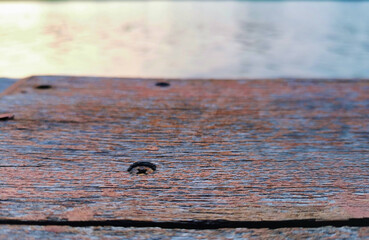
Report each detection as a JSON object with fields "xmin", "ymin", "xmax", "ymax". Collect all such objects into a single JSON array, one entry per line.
[{"xmin": 0, "ymin": 76, "xmax": 368, "ymax": 222}]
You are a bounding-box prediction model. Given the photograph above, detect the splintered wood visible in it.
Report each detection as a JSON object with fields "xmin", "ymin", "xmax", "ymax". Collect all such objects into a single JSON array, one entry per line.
[{"xmin": 0, "ymin": 76, "xmax": 368, "ymax": 222}]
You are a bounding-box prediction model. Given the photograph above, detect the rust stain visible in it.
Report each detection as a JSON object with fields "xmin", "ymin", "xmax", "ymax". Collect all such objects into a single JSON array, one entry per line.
[
  {"xmin": 65, "ymin": 207, "xmax": 95, "ymax": 221},
  {"xmin": 43, "ymin": 226, "xmax": 70, "ymax": 233}
]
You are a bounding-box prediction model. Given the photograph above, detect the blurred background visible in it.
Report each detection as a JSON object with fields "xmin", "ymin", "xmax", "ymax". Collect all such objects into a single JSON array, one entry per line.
[{"xmin": 1, "ymin": 1, "xmax": 369, "ymax": 79}]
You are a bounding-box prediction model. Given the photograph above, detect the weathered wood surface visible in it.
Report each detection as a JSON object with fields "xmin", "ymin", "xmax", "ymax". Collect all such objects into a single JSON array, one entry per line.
[
  {"xmin": 0, "ymin": 226, "xmax": 368, "ymax": 240},
  {"xmin": 0, "ymin": 76, "xmax": 368, "ymax": 222}
]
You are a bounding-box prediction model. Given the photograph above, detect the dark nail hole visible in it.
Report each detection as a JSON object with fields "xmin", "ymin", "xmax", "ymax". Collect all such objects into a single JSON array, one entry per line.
[
  {"xmin": 128, "ymin": 161, "xmax": 157, "ymax": 175},
  {"xmin": 155, "ymin": 82, "xmax": 170, "ymax": 87},
  {"xmin": 35, "ymin": 85, "xmax": 52, "ymax": 90},
  {"xmin": 0, "ymin": 113, "xmax": 14, "ymax": 121}
]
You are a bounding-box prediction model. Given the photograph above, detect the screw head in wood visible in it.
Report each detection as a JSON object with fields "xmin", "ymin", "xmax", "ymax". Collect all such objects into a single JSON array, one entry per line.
[
  {"xmin": 155, "ymin": 82, "xmax": 170, "ymax": 87},
  {"xmin": 35, "ymin": 85, "xmax": 52, "ymax": 89},
  {"xmin": 127, "ymin": 161, "xmax": 157, "ymax": 175}
]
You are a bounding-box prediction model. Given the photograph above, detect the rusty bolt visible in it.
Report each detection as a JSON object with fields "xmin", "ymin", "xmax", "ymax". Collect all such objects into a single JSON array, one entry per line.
[{"xmin": 127, "ymin": 161, "xmax": 157, "ymax": 175}]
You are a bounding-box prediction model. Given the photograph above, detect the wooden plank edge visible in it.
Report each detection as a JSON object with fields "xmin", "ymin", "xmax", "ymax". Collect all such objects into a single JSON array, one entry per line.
[
  {"xmin": 0, "ymin": 77, "xmax": 29, "ymax": 97},
  {"xmin": 0, "ymin": 225, "xmax": 368, "ymax": 239},
  {"xmin": 0, "ymin": 78, "xmax": 18, "ymax": 96},
  {"xmin": 2, "ymin": 75, "xmax": 369, "ymax": 99}
]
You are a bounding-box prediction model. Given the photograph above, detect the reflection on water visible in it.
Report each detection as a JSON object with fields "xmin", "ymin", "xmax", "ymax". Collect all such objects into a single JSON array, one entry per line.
[{"xmin": 1, "ymin": 1, "xmax": 369, "ymax": 78}]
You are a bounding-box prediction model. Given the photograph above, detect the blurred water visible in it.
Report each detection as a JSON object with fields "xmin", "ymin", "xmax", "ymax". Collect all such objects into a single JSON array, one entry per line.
[{"xmin": 1, "ymin": 1, "xmax": 369, "ymax": 79}]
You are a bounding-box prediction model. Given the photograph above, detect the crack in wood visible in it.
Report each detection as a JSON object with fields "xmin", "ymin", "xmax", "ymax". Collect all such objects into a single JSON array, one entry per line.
[{"xmin": 0, "ymin": 218, "xmax": 368, "ymax": 230}]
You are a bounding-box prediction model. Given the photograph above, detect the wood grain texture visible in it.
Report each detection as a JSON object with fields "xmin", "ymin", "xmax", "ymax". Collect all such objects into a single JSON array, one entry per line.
[
  {"xmin": 0, "ymin": 76, "xmax": 368, "ymax": 222},
  {"xmin": 0, "ymin": 226, "xmax": 368, "ymax": 240}
]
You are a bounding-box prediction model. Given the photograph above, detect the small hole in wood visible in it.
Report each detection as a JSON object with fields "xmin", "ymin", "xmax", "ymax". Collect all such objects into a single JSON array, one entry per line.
[
  {"xmin": 155, "ymin": 82, "xmax": 170, "ymax": 87},
  {"xmin": 128, "ymin": 161, "xmax": 157, "ymax": 175},
  {"xmin": 35, "ymin": 85, "xmax": 52, "ymax": 90}
]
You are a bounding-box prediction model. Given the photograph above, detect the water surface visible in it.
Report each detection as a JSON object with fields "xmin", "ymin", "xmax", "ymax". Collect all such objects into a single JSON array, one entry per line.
[{"xmin": 1, "ymin": 1, "xmax": 369, "ymax": 78}]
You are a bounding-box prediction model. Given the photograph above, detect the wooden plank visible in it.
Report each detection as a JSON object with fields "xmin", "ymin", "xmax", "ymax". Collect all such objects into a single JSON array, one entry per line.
[
  {"xmin": 0, "ymin": 76, "xmax": 368, "ymax": 222},
  {"xmin": 0, "ymin": 226, "xmax": 368, "ymax": 239}
]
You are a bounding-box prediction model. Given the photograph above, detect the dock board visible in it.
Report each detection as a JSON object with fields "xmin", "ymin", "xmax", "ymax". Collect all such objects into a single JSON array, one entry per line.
[
  {"xmin": 0, "ymin": 76, "xmax": 368, "ymax": 237},
  {"xmin": 0, "ymin": 225, "xmax": 368, "ymax": 239}
]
